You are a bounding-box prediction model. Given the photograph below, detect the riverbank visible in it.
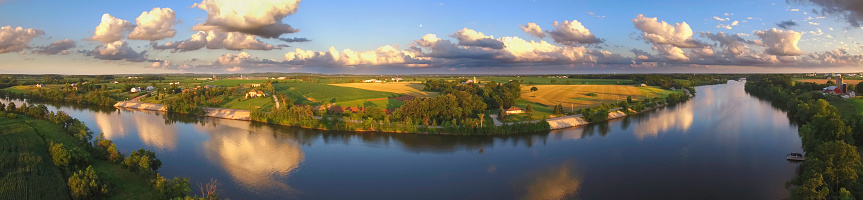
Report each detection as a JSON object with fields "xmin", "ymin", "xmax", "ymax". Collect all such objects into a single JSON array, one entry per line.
[{"xmin": 114, "ymin": 101, "xmax": 250, "ymax": 121}]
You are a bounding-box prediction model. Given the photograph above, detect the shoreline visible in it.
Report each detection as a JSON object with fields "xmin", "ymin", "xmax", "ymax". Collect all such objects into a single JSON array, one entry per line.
[{"xmin": 113, "ymin": 93, "xmax": 693, "ymax": 134}]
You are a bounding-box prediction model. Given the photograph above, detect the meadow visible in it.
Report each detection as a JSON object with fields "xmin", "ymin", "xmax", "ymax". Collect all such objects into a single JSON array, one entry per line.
[
  {"xmin": 205, "ymin": 79, "xmax": 268, "ymax": 87},
  {"xmin": 273, "ymin": 82, "xmax": 399, "ymax": 106},
  {"xmin": 329, "ymin": 82, "xmax": 439, "ymax": 98},
  {"xmin": 795, "ymin": 78, "xmax": 863, "ymax": 85}
]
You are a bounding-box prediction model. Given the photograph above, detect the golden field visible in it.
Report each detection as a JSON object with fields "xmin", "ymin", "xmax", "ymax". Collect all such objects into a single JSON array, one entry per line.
[
  {"xmin": 521, "ymin": 85, "xmax": 674, "ymax": 109},
  {"xmin": 329, "ymin": 82, "xmax": 440, "ymax": 98},
  {"xmin": 796, "ymin": 79, "xmax": 863, "ymax": 85}
]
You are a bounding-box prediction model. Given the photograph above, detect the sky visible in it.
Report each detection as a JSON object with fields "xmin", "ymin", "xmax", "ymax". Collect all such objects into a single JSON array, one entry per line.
[{"xmin": 1, "ymin": 0, "xmax": 863, "ymax": 75}]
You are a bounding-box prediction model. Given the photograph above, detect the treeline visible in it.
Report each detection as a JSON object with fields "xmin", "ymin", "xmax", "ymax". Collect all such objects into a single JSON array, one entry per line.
[
  {"xmin": 745, "ymin": 74, "xmax": 863, "ymax": 199},
  {"xmin": 0, "ymin": 101, "xmax": 216, "ymax": 199},
  {"xmin": 0, "ymin": 86, "xmax": 117, "ymax": 107},
  {"xmin": 162, "ymin": 87, "xmax": 237, "ymax": 115},
  {"xmin": 577, "ymin": 92, "xmax": 692, "ymax": 123}
]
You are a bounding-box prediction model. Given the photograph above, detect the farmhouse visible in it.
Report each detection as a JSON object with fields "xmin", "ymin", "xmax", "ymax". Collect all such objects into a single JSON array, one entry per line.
[
  {"xmin": 130, "ymin": 87, "xmax": 143, "ymax": 93},
  {"xmin": 363, "ymin": 79, "xmax": 383, "ymax": 83},
  {"xmin": 505, "ymin": 107, "xmax": 524, "ymax": 114},
  {"xmin": 35, "ymin": 84, "xmax": 44, "ymax": 87},
  {"xmin": 246, "ymin": 89, "xmax": 266, "ymax": 98},
  {"xmin": 146, "ymin": 86, "xmax": 155, "ymax": 91},
  {"xmin": 251, "ymin": 83, "xmax": 262, "ymax": 87}
]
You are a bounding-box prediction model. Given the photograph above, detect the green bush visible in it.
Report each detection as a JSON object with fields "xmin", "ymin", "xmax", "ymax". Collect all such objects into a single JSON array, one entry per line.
[{"xmin": 67, "ymin": 166, "xmax": 107, "ymax": 200}]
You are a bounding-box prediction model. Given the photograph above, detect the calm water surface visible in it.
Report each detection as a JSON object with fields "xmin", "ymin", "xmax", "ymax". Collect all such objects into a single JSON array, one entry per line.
[{"xmin": 3, "ymin": 81, "xmax": 802, "ymax": 199}]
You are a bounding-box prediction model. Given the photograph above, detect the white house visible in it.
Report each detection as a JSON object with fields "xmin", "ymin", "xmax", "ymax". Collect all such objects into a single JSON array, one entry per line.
[
  {"xmin": 505, "ymin": 107, "xmax": 524, "ymax": 114},
  {"xmin": 130, "ymin": 87, "xmax": 143, "ymax": 93},
  {"xmin": 146, "ymin": 86, "xmax": 155, "ymax": 91}
]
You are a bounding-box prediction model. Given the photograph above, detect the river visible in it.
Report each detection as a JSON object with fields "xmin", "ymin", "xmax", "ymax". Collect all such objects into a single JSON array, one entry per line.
[{"xmin": 1, "ymin": 81, "xmax": 802, "ymax": 199}]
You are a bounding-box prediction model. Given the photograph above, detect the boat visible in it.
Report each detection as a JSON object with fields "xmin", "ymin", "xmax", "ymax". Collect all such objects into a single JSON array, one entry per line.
[{"xmin": 787, "ymin": 153, "xmax": 806, "ymax": 161}]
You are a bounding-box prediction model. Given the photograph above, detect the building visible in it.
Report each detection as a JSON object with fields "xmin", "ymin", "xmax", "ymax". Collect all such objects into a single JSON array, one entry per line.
[
  {"xmin": 35, "ymin": 84, "xmax": 44, "ymax": 87},
  {"xmin": 146, "ymin": 86, "xmax": 155, "ymax": 91},
  {"xmin": 824, "ymin": 86, "xmax": 844, "ymax": 95},
  {"xmin": 391, "ymin": 77, "xmax": 404, "ymax": 82},
  {"xmin": 246, "ymin": 89, "xmax": 266, "ymax": 98},
  {"xmin": 505, "ymin": 107, "xmax": 524, "ymax": 114},
  {"xmin": 363, "ymin": 79, "xmax": 383, "ymax": 83},
  {"xmin": 130, "ymin": 87, "xmax": 143, "ymax": 93},
  {"xmin": 250, "ymin": 83, "xmax": 262, "ymax": 87}
]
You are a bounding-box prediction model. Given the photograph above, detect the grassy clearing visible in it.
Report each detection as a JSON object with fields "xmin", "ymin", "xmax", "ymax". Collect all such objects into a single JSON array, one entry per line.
[
  {"xmin": 206, "ymin": 79, "xmax": 268, "ymax": 87},
  {"xmin": 828, "ymin": 97, "xmax": 863, "ymax": 118},
  {"xmin": 274, "ymin": 82, "xmax": 398, "ymax": 105},
  {"xmin": 520, "ymin": 85, "xmax": 646, "ymax": 110},
  {"xmin": 0, "ymin": 117, "xmax": 70, "ymax": 200},
  {"xmin": 336, "ymin": 98, "xmax": 405, "ymax": 109},
  {"xmin": 218, "ymin": 96, "xmax": 275, "ymax": 110},
  {"xmin": 92, "ymin": 160, "xmax": 160, "ymax": 200},
  {"xmin": 329, "ymin": 82, "xmax": 439, "ymax": 98},
  {"xmin": 796, "ymin": 78, "xmax": 863, "ymax": 85},
  {"xmin": 638, "ymin": 86, "xmax": 681, "ymax": 99}
]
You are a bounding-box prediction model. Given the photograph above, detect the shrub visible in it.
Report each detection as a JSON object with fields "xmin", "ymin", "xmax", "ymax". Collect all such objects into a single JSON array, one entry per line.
[{"xmin": 67, "ymin": 166, "xmax": 107, "ymax": 200}]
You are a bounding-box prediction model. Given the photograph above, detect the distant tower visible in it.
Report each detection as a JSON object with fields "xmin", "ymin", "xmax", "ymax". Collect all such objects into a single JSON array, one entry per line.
[
  {"xmin": 473, "ymin": 76, "xmax": 477, "ymax": 84},
  {"xmin": 838, "ymin": 74, "xmax": 846, "ymax": 93}
]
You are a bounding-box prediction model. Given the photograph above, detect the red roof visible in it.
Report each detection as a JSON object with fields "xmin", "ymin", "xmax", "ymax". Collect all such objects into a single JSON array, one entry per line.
[{"xmin": 506, "ymin": 107, "xmax": 522, "ymax": 111}]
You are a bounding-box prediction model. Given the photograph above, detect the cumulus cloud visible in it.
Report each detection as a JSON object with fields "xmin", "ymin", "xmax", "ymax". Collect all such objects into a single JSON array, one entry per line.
[
  {"xmin": 217, "ymin": 52, "xmax": 255, "ymax": 65},
  {"xmin": 520, "ymin": 23, "xmax": 546, "ymax": 38},
  {"xmin": 278, "ymin": 37, "xmax": 311, "ymax": 43},
  {"xmin": 88, "ymin": 13, "xmax": 133, "ymax": 43},
  {"xmin": 128, "ymin": 8, "xmax": 178, "ymax": 41},
  {"xmin": 633, "ymin": 14, "xmax": 703, "ymax": 48},
  {"xmin": 754, "ymin": 28, "xmax": 804, "ymax": 56},
  {"xmin": 87, "ymin": 40, "xmax": 147, "ymax": 62},
  {"xmin": 0, "ymin": 26, "xmax": 44, "ymax": 53},
  {"xmin": 32, "ymin": 39, "xmax": 76, "ymax": 55},
  {"xmin": 546, "ymin": 20, "xmax": 602, "ymax": 45},
  {"xmin": 776, "ymin": 20, "xmax": 798, "ymax": 29},
  {"xmin": 451, "ymin": 28, "xmax": 505, "ymax": 49},
  {"xmin": 284, "ymin": 45, "xmax": 430, "ymax": 67},
  {"xmin": 700, "ymin": 32, "xmax": 754, "ymax": 55},
  {"xmin": 790, "ymin": 0, "xmax": 863, "ymax": 27},
  {"xmin": 803, "ymin": 48, "xmax": 863, "ymax": 65},
  {"xmin": 192, "ymin": 0, "xmax": 301, "ymax": 38},
  {"xmin": 152, "ymin": 30, "xmax": 279, "ymax": 51}
]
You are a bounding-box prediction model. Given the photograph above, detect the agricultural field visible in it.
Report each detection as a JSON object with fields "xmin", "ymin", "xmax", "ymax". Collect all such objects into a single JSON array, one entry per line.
[
  {"xmin": 480, "ymin": 77, "xmax": 634, "ymax": 85},
  {"xmin": 329, "ymin": 82, "xmax": 439, "ymax": 98},
  {"xmin": 218, "ymin": 96, "xmax": 276, "ymax": 110},
  {"xmin": 520, "ymin": 85, "xmax": 674, "ymax": 110},
  {"xmin": 0, "ymin": 117, "xmax": 70, "ymax": 200},
  {"xmin": 795, "ymin": 78, "xmax": 863, "ymax": 85},
  {"xmin": 273, "ymin": 82, "xmax": 399, "ymax": 106},
  {"xmin": 336, "ymin": 98, "xmax": 405, "ymax": 109},
  {"xmin": 206, "ymin": 79, "xmax": 268, "ymax": 87}
]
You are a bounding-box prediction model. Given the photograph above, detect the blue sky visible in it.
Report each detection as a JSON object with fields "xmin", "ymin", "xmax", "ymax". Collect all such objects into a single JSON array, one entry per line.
[{"xmin": 0, "ymin": 0, "xmax": 861, "ymax": 74}]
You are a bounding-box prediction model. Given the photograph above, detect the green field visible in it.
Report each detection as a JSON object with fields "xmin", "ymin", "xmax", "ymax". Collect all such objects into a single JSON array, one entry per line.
[
  {"xmin": 638, "ymin": 86, "xmax": 683, "ymax": 99},
  {"xmin": 274, "ymin": 82, "xmax": 399, "ymax": 105},
  {"xmin": 206, "ymin": 79, "xmax": 268, "ymax": 87},
  {"xmin": 0, "ymin": 117, "xmax": 70, "ymax": 200},
  {"xmin": 218, "ymin": 96, "xmax": 276, "ymax": 110},
  {"xmin": 336, "ymin": 98, "xmax": 405, "ymax": 109},
  {"xmin": 829, "ymin": 97, "xmax": 863, "ymax": 118}
]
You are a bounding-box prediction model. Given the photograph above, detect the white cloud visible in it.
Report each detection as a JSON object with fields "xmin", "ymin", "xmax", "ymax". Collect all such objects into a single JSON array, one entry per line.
[
  {"xmin": 32, "ymin": 39, "xmax": 76, "ymax": 55},
  {"xmin": 633, "ymin": 14, "xmax": 702, "ymax": 48},
  {"xmin": 152, "ymin": 30, "xmax": 280, "ymax": 51},
  {"xmin": 217, "ymin": 52, "xmax": 254, "ymax": 65},
  {"xmin": 713, "ymin": 16, "xmax": 728, "ymax": 21},
  {"xmin": 192, "ymin": 0, "xmax": 301, "ymax": 38},
  {"xmin": 546, "ymin": 19, "xmax": 602, "ymax": 45},
  {"xmin": 808, "ymin": 22, "xmax": 820, "ymax": 25},
  {"xmin": 128, "ymin": 7, "xmax": 178, "ymax": 41},
  {"xmin": 284, "ymin": 45, "xmax": 429, "ymax": 67},
  {"xmin": 451, "ymin": 28, "xmax": 505, "ymax": 49},
  {"xmin": 89, "ymin": 40, "xmax": 147, "ymax": 62},
  {"xmin": 519, "ymin": 22, "xmax": 546, "ymax": 38},
  {"xmin": 88, "ymin": 13, "xmax": 133, "ymax": 43},
  {"xmin": 792, "ymin": 0, "xmax": 863, "ymax": 27},
  {"xmin": 754, "ymin": 28, "xmax": 804, "ymax": 56},
  {"xmin": 0, "ymin": 26, "xmax": 44, "ymax": 53}
]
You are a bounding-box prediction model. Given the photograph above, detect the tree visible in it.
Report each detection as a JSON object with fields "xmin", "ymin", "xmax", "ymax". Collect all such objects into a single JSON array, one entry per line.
[
  {"xmin": 530, "ymin": 86, "xmax": 538, "ymax": 93},
  {"xmin": 791, "ymin": 173, "xmax": 829, "ymax": 200},
  {"xmin": 827, "ymin": 80, "xmax": 836, "ymax": 86},
  {"xmin": 554, "ymin": 103, "xmax": 563, "ymax": 115},
  {"xmin": 67, "ymin": 166, "xmax": 107, "ymax": 200},
  {"xmin": 526, "ymin": 103, "xmax": 533, "ymax": 112}
]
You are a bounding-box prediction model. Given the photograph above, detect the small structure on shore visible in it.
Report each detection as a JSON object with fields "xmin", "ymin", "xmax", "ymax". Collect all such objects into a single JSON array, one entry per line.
[
  {"xmin": 246, "ymin": 89, "xmax": 266, "ymax": 98},
  {"xmin": 505, "ymin": 107, "xmax": 524, "ymax": 114}
]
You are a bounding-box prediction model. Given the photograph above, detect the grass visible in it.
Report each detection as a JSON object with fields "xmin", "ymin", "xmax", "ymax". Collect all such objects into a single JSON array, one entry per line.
[
  {"xmin": 218, "ymin": 96, "xmax": 275, "ymax": 110},
  {"xmin": 0, "ymin": 117, "xmax": 70, "ymax": 200},
  {"xmin": 829, "ymin": 97, "xmax": 863, "ymax": 118},
  {"xmin": 92, "ymin": 160, "xmax": 160, "ymax": 200},
  {"xmin": 638, "ymin": 86, "xmax": 682, "ymax": 99},
  {"xmin": 336, "ymin": 98, "xmax": 405, "ymax": 109},
  {"xmin": 520, "ymin": 85, "xmax": 647, "ymax": 110},
  {"xmin": 329, "ymin": 82, "xmax": 439, "ymax": 98},
  {"xmin": 206, "ymin": 79, "xmax": 268, "ymax": 87},
  {"xmin": 274, "ymin": 82, "xmax": 398, "ymax": 105}
]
